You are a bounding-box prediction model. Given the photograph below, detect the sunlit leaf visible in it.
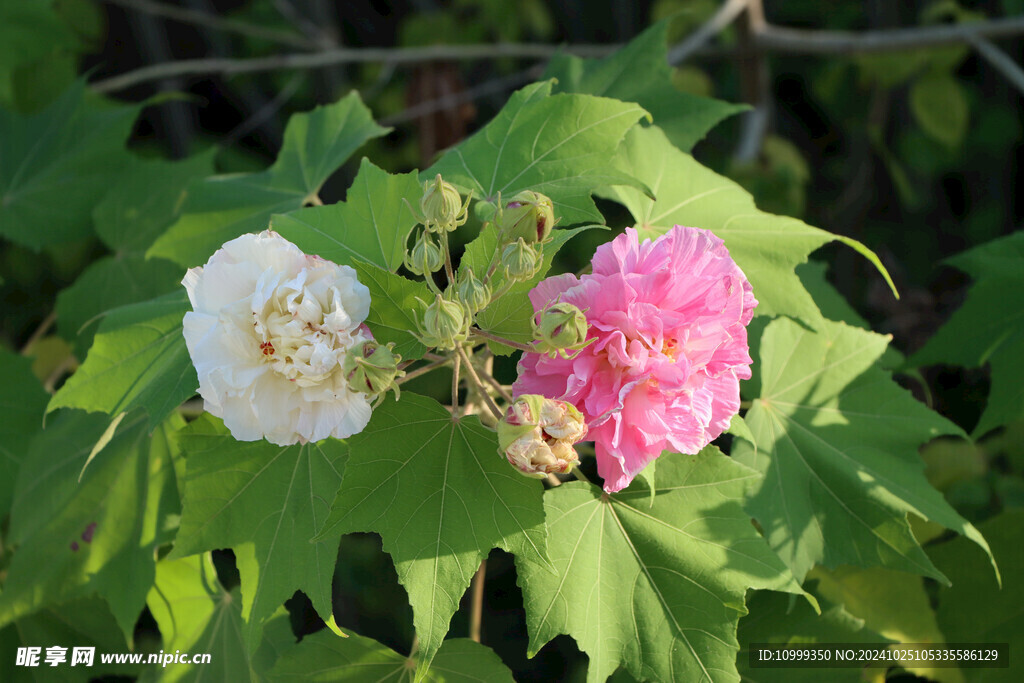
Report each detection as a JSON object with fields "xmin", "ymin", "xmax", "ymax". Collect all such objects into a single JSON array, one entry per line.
[{"xmin": 350, "ymin": 261, "xmax": 430, "ymax": 360}]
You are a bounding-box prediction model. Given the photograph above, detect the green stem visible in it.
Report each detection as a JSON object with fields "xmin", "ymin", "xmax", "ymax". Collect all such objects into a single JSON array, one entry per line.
[
  {"xmin": 440, "ymin": 231, "xmax": 455, "ymax": 284},
  {"xmin": 457, "ymin": 347, "xmax": 503, "ymax": 420},
  {"xmin": 396, "ymin": 356, "xmax": 450, "ymax": 385},
  {"xmin": 470, "ymin": 326, "xmax": 535, "ymax": 353}
]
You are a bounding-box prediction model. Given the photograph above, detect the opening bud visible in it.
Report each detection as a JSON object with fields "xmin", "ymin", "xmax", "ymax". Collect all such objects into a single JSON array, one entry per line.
[
  {"xmin": 497, "ymin": 394, "xmax": 588, "ymax": 478},
  {"xmin": 420, "ymin": 174, "xmax": 470, "ymax": 233},
  {"xmin": 404, "ymin": 230, "xmax": 444, "ymax": 276},
  {"xmin": 501, "ymin": 238, "xmax": 542, "ymax": 281},
  {"xmin": 417, "ymin": 293, "xmax": 468, "ymax": 351},
  {"xmin": 533, "ymin": 301, "xmax": 591, "ymax": 358},
  {"xmin": 454, "ymin": 267, "xmax": 491, "ymax": 315},
  {"xmin": 343, "ymin": 340, "xmax": 405, "ymax": 404},
  {"xmin": 496, "ymin": 190, "xmax": 555, "ymax": 244}
]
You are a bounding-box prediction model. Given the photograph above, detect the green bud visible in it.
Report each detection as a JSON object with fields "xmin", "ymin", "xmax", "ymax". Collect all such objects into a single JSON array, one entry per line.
[
  {"xmin": 454, "ymin": 267, "xmax": 491, "ymax": 314},
  {"xmin": 501, "ymin": 238, "xmax": 541, "ymax": 281},
  {"xmin": 418, "ymin": 293, "xmax": 467, "ymax": 351},
  {"xmin": 496, "ymin": 190, "xmax": 555, "ymax": 244},
  {"xmin": 533, "ymin": 302, "xmax": 589, "ymax": 354},
  {"xmin": 404, "ymin": 230, "xmax": 444, "ymax": 276},
  {"xmin": 420, "ymin": 174, "xmax": 470, "ymax": 233},
  {"xmin": 343, "ymin": 340, "xmax": 404, "ymax": 402}
]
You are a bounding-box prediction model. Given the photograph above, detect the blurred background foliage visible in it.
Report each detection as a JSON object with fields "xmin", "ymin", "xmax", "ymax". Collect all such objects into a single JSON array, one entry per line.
[{"xmin": 1, "ymin": 0, "xmax": 1022, "ymax": 680}]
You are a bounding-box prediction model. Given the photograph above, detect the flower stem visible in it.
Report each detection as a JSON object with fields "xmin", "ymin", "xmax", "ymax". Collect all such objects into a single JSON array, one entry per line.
[
  {"xmin": 572, "ymin": 465, "xmax": 595, "ymax": 486},
  {"xmin": 20, "ymin": 311, "xmax": 56, "ymax": 355},
  {"xmin": 476, "ymin": 364, "xmax": 514, "ymax": 404},
  {"xmin": 457, "ymin": 347, "xmax": 502, "ymax": 420},
  {"xmin": 470, "ymin": 327, "xmax": 535, "ymax": 353},
  {"xmin": 440, "ymin": 231, "xmax": 455, "ymax": 284},
  {"xmin": 451, "ymin": 352, "xmax": 461, "ymax": 418},
  {"xmin": 396, "ymin": 356, "xmax": 449, "ymax": 385},
  {"xmin": 469, "ymin": 559, "xmax": 487, "ymax": 643}
]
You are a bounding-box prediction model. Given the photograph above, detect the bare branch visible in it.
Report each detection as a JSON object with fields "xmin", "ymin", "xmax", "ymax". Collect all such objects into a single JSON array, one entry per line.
[
  {"xmin": 668, "ymin": 0, "xmax": 751, "ymax": 65},
  {"xmin": 966, "ymin": 32, "xmax": 1024, "ymax": 98},
  {"xmin": 104, "ymin": 0, "xmax": 311, "ymax": 50},
  {"xmin": 754, "ymin": 15, "xmax": 1024, "ymax": 55}
]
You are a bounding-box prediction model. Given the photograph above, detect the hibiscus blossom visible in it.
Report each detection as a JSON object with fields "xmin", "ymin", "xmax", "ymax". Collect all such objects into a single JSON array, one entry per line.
[
  {"xmin": 513, "ymin": 226, "xmax": 757, "ymax": 492},
  {"xmin": 182, "ymin": 230, "xmax": 374, "ymax": 446}
]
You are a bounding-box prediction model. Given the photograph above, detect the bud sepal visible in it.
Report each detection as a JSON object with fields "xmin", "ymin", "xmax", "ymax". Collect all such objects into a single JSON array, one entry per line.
[
  {"xmin": 495, "ymin": 190, "xmax": 555, "ymax": 244},
  {"xmin": 343, "ymin": 340, "xmax": 405, "ymax": 406},
  {"xmin": 418, "ymin": 174, "xmax": 471, "ymax": 234},
  {"xmin": 532, "ymin": 301, "xmax": 593, "ymax": 359},
  {"xmin": 416, "ymin": 293, "xmax": 469, "ymax": 351}
]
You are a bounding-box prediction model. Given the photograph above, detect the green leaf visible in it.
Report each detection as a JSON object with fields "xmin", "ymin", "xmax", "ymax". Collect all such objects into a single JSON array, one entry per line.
[
  {"xmin": 149, "ymin": 92, "xmax": 389, "ymax": 267},
  {"xmin": 599, "ymin": 125, "xmax": 896, "ymax": 323},
  {"xmin": 732, "ymin": 317, "xmax": 996, "ymax": 583},
  {"xmin": 810, "ymin": 565, "xmax": 959, "ymax": 682},
  {"xmin": 0, "ymin": 410, "xmax": 182, "ymax": 640},
  {"xmin": 472, "ymin": 225, "xmax": 604, "ymax": 355},
  {"xmin": 736, "ymin": 590, "xmax": 889, "ymax": 683},
  {"xmin": 315, "ymin": 393, "xmax": 549, "ymax": 671},
  {"xmin": 93, "ymin": 150, "xmax": 217, "ymax": 253},
  {"xmin": 351, "ymin": 260, "xmax": 431, "ymax": 360},
  {"xmin": 146, "ymin": 554, "xmax": 254, "ymax": 683},
  {"xmin": 517, "ymin": 448, "xmax": 806, "ymax": 683},
  {"xmin": 2, "ymin": 597, "xmax": 137, "ymax": 683},
  {"xmin": 48, "ymin": 291, "xmax": 197, "ymax": 431},
  {"xmin": 0, "ymin": 0, "xmax": 79, "ymax": 105},
  {"xmin": 55, "ymin": 254, "xmax": 183, "ymax": 358},
  {"xmin": 544, "ymin": 20, "xmax": 744, "ymax": 151},
  {"xmin": 272, "ymin": 158, "xmax": 422, "ymax": 271},
  {"xmin": 0, "ymin": 80, "xmax": 139, "ymax": 249},
  {"xmin": 910, "ymin": 73, "xmax": 969, "ymax": 148},
  {"xmin": 0, "ymin": 349, "xmax": 49, "ymax": 514},
  {"xmin": 931, "ymin": 509, "xmax": 1024, "ymax": 683},
  {"xmin": 426, "ymin": 82, "xmax": 650, "ymax": 226},
  {"xmin": 170, "ymin": 414, "xmax": 347, "ymax": 654},
  {"xmin": 911, "ymin": 231, "xmax": 1024, "ymax": 436},
  {"xmin": 268, "ymin": 629, "xmax": 515, "ymax": 682}
]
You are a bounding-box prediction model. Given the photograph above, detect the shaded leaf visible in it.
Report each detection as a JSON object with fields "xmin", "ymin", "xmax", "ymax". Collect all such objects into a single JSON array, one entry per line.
[
  {"xmin": 170, "ymin": 415, "xmax": 347, "ymax": 654},
  {"xmin": 149, "ymin": 92, "xmax": 389, "ymax": 267},
  {"xmin": 272, "ymin": 158, "xmax": 422, "ymax": 271},
  {"xmin": 544, "ymin": 20, "xmax": 744, "ymax": 151},
  {"xmin": 48, "ymin": 291, "xmax": 196, "ymax": 431},
  {"xmin": 517, "ymin": 449, "xmax": 806, "ymax": 683},
  {"xmin": 426, "ymin": 81, "xmax": 649, "ymax": 226},
  {"xmin": 316, "ymin": 393, "xmax": 549, "ymax": 671},
  {"xmin": 733, "ymin": 317, "xmax": 995, "ymax": 583},
  {"xmin": 0, "ymin": 349, "xmax": 49, "ymax": 514},
  {"xmin": 910, "ymin": 73, "xmax": 969, "ymax": 148}
]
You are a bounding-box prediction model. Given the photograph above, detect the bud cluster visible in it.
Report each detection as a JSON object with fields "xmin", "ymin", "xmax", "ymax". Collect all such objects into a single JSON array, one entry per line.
[
  {"xmin": 497, "ymin": 394, "xmax": 588, "ymax": 478},
  {"xmin": 492, "ymin": 190, "xmax": 557, "ymax": 283}
]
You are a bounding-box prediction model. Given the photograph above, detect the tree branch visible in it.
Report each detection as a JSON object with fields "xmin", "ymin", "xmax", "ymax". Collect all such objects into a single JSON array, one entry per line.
[
  {"xmin": 966, "ymin": 32, "xmax": 1024, "ymax": 98},
  {"xmin": 667, "ymin": 0, "xmax": 751, "ymax": 65}
]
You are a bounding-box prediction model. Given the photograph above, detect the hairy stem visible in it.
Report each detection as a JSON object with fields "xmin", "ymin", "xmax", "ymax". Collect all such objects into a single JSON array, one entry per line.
[
  {"xmin": 457, "ymin": 347, "xmax": 502, "ymax": 420},
  {"xmin": 470, "ymin": 327, "xmax": 535, "ymax": 353}
]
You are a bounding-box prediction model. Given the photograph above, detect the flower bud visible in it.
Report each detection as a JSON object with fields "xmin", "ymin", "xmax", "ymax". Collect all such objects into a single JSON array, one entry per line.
[
  {"xmin": 497, "ymin": 394, "xmax": 588, "ymax": 478},
  {"xmin": 454, "ymin": 267, "xmax": 491, "ymax": 315},
  {"xmin": 404, "ymin": 230, "xmax": 444, "ymax": 276},
  {"xmin": 533, "ymin": 302, "xmax": 588, "ymax": 354},
  {"xmin": 497, "ymin": 190, "xmax": 555, "ymax": 244},
  {"xmin": 501, "ymin": 238, "xmax": 541, "ymax": 281},
  {"xmin": 421, "ymin": 174, "xmax": 470, "ymax": 233},
  {"xmin": 418, "ymin": 293, "xmax": 467, "ymax": 350},
  {"xmin": 343, "ymin": 340, "xmax": 404, "ymax": 401}
]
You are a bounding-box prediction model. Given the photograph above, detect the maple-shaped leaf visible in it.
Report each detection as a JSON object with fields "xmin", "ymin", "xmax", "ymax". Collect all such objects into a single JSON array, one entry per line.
[
  {"xmin": 599, "ymin": 125, "xmax": 895, "ymax": 323},
  {"xmin": 314, "ymin": 393, "xmax": 549, "ymax": 673},
  {"xmin": 912, "ymin": 230, "xmax": 1024, "ymax": 436},
  {"xmin": 169, "ymin": 415, "xmax": 347, "ymax": 654},
  {"xmin": 426, "ymin": 81, "xmax": 650, "ymax": 226},
  {"xmin": 517, "ymin": 448, "xmax": 806, "ymax": 683},
  {"xmin": 733, "ymin": 317, "xmax": 996, "ymax": 583},
  {"xmin": 0, "ymin": 348, "xmax": 49, "ymax": 514},
  {"xmin": 149, "ymin": 91, "xmax": 388, "ymax": 268}
]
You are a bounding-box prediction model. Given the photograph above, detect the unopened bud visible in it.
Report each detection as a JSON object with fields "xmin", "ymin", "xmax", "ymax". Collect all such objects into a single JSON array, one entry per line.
[
  {"xmin": 421, "ymin": 174, "xmax": 470, "ymax": 233},
  {"xmin": 418, "ymin": 293, "xmax": 467, "ymax": 350},
  {"xmin": 501, "ymin": 238, "xmax": 541, "ymax": 281},
  {"xmin": 404, "ymin": 230, "xmax": 444, "ymax": 276},
  {"xmin": 532, "ymin": 302, "xmax": 591, "ymax": 358},
  {"xmin": 454, "ymin": 267, "xmax": 491, "ymax": 314},
  {"xmin": 343, "ymin": 341, "xmax": 404, "ymax": 402},
  {"xmin": 497, "ymin": 190, "xmax": 555, "ymax": 244},
  {"xmin": 497, "ymin": 394, "xmax": 587, "ymax": 478}
]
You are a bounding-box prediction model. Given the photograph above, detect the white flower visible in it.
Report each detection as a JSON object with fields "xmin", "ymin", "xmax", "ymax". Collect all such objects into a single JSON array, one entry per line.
[{"xmin": 182, "ymin": 230, "xmax": 374, "ymax": 446}]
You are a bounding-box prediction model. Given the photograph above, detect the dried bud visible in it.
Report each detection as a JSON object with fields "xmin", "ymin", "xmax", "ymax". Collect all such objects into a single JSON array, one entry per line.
[
  {"xmin": 404, "ymin": 230, "xmax": 444, "ymax": 276},
  {"xmin": 497, "ymin": 394, "xmax": 588, "ymax": 478},
  {"xmin": 417, "ymin": 293, "xmax": 467, "ymax": 351},
  {"xmin": 501, "ymin": 238, "xmax": 541, "ymax": 281},
  {"xmin": 420, "ymin": 174, "xmax": 470, "ymax": 233},
  {"xmin": 454, "ymin": 267, "xmax": 491, "ymax": 315},
  {"xmin": 343, "ymin": 340, "xmax": 404, "ymax": 403},
  {"xmin": 497, "ymin": 190, "xmax": 555, "ymax": 244},
  {"xmin": 533, "ymin": 302, "xmax": 589, "ymax": 355}
]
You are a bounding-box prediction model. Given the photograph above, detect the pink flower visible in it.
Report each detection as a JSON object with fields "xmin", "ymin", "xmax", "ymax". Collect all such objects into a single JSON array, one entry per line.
[{"xmin": 512, "ymin": 226, "xmax": 757, "ymax": 492}]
